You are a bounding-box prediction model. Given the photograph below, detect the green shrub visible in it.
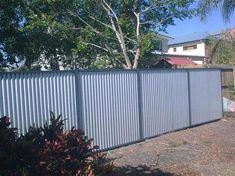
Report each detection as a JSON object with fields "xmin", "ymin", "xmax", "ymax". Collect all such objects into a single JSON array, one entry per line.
[{"xmin": 0, "ymin": 112, "xmax": 112, "ymax": 176}]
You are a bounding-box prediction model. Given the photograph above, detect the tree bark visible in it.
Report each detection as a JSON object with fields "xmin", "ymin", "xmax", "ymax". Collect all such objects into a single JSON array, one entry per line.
[
  {"xmin": 133, "ymin": 12, "xmax": 140, "ymax": 69},
  {"xmin": 102, "ymin": 0, "xmax": 132, "ymax": 69}
]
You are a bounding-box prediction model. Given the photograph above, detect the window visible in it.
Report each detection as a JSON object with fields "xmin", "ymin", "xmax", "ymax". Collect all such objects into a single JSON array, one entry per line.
[
  {"xmin": 173, "ymin": 48, "xmax": 177, "ymax": 52},
  {"xmin": 183, "ymin": 45, "xmax": 197, "ymax": 50}
]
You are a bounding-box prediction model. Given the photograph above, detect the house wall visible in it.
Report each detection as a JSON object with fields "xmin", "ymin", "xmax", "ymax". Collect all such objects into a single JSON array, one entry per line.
[
  {"xmin": 161, "ymin": 39, "xmax": 169, "ymax": 53},
  {"xmin": 193, "ymin": 60, "xmax": 204, "ymax": 65},
  {"xmin": 168, "ymin": 41, "xmax": 206, "ymax": 57}
]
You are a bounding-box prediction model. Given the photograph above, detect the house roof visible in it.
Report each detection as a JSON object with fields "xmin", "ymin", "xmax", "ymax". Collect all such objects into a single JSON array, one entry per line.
[
  {"xmin": 166, "ymin": 57, "xmax": 196, "ymax": 65},
  {"xmin": 158, "ymin": 33, "xmax": 173, "ymax": 40},
  {"xmin": 168, "ymin": 30, "xmax": 223, "ymax": 46}
]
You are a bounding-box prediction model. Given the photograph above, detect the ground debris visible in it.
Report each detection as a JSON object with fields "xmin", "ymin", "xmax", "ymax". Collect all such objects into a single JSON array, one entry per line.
[{"xmin": 108, "ymin": 117, "xmax": 235, "ymax": 176}]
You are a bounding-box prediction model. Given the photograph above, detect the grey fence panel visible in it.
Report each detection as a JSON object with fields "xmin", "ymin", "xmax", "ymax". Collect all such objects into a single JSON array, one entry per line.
[
  {"xmin": 80, "ymin": 71, "xmax": 140, "ymax": 149},
  {"xmin": 0, "ymin": 72, "xmax": 77, "ymax": 133},
  {"xmin": 189, "ymin": 70, "xmax": 222, "ymax": 125},
  {"xmin": 0, "ymin": 69, "xmax": 223, "ymax": 150},
  {"xmin": 140, "ymin": 70, "xmax": 190, "ymax": 138}
]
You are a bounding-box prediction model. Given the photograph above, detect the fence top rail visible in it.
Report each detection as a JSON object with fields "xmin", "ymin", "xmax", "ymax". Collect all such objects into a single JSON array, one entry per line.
[
  {"xmin": 221, "ymin": 68, "xmax": 233, "ymax": 72},
  {"xmin": 0, "ymin": 68, "xmax": 221, "ymax": 76}
]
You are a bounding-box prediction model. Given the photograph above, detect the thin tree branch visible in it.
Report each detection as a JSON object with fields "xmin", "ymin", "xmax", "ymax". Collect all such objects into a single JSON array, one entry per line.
[
  {"xmin": 102, "ymin": 0, "xmax": 132, "ymax": 68},
  {"xmin": 105, "ymin": 44, "xmax": 128, "ymax": 69},
  {"xmin": 88, "ymin": 15, "xmax": 114, "ymax": 30},
  {"xmin": 141, "ymin": 1, "xmax": 172, "ymax": 14},
  {"xmin": 88, "ymin": 13, "xmax": 136, "ymax": 43},
  {"xmin": 84, "ymin": 42, "xmax": 109, "ymax": 52},
  {"xmin": 67, "ymin": 10, "xmax": 101, "ymax": 34}
]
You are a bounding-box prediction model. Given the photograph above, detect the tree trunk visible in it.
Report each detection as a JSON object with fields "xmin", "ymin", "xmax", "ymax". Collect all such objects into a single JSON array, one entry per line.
[{"xmin": 133, "ymin": 12, "xmax": 140, "ymax": 69}]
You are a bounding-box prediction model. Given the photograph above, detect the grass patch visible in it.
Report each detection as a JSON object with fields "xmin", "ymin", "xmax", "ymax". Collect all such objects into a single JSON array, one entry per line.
[
  {"xmin": 222, "ymin": 164, "xmax": 235, "ymax": 176},
  {"xmin": 201, "ymin": 139, "xmax": 212, "ymax": 145},
  {"xmin": 168, "ymin": 141, "xmax": 183, "ymax": 148}
]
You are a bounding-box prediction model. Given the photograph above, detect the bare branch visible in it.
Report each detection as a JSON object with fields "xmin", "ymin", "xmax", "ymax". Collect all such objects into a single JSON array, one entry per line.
[
  {"xmin": 141, "ymin": 1, "xmax": 171, "ymax": 14},
  {"xmin": 102, "ymin": 0, "xmax": 132, "ymax": 68},
  {"xmin": 68, "ymin": 10, "xmax": 120, "ymax": 43},
  {"xmin": 87, "ymin": 14, "xmax": 136, "ymax": 43},
  {"xmin": 101, "ymin": 1, "xmax": 132, "ymax": 68},
  {"xmin": 142, "ymin": 4, "xmax": 156, "ymax": 13},
  {"xmin": 141, "ymin": 14, "xmax": 180, "ymax": 26},
  {"xmin": 84, "ymin": 42, "xmax": 109, "ymax": 52},
  {"xmin": 102, "ymin": 0, "xmax": 119, "ymax": 22},
  {"xmin": 67, "ymin": 10, "xmax": 101, "ymax": 34},
  {"xmin": 133, "ymin": 12, "xmax": 141, "ymax": 69},
  {"xmin": 104, "ymin": 44, "xmax": 129, "ymax": 69},
  {"xmin": 88, "ymin": 15, "xmax": 114, "ymax": 30}
]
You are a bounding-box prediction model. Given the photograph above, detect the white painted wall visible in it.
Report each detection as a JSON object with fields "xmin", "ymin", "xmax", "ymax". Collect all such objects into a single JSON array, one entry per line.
[
  {"xmin": 193, "ymin": 60, "xmax": 204, "ymax": 65},
  {"xmin": 168, "ymin": 41, "xmax": 206, "ymax": 57}
]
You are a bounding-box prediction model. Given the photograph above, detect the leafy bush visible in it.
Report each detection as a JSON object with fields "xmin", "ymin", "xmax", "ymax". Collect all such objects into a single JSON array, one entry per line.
[{"xmin": 0, "ymin": 112, "xmax": 112, "ymax": 176}]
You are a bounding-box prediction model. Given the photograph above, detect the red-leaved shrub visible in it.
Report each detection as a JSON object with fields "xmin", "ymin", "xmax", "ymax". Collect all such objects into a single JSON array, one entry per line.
[{"xmin": 0, "ymin": 112, "xmax": 112, "ymax": 176}]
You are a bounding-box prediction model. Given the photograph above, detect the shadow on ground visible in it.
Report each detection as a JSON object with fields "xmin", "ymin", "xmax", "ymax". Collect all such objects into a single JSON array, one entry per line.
[{"xmin": 109, "ymin": 165, "xmax": 177, "ymax": 176}]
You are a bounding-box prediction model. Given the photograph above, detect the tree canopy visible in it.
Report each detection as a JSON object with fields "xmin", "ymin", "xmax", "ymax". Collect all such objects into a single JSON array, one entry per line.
[
  {"xmin": 197, "ymin": 0, "xmax": 235, "ymax": 22},
  {"xmin": 0, "ymin": 0, "xmax": 194, "ymax": 70},
  {"xmin": 207, "ymin": 30, "xmax": 235, "ymax": 64}
]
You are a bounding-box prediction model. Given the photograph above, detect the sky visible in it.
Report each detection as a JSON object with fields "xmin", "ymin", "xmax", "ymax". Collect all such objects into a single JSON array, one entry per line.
[{"xmin": 166, "ymin": 10, "xmax": 235, "ymax": 38}]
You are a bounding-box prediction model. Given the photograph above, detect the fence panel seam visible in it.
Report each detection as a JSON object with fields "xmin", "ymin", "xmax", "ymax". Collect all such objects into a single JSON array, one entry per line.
[
  {"xmin": 75, "ymin": 71, "xmax": 84, "ymax": 129},
  {"xmin": 137, "ymin": 70, "xmax": 143, "ymax": 140},
  {"xmin": 187, "ymin": 70, "xmax": 192, "ymax": 127}
]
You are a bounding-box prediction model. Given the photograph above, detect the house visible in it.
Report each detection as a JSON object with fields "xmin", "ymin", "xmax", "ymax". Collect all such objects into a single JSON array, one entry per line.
[
  {"xmin": 152, "ymin": 57, "xmax": 196, "ymax": 68},
  {"xmin": 154, "ymin": 34, "xmax": 174, "ymax": 53},
  {"xmin": 167, "ymin": 30, "xmax": 229, "ymax": 64}
]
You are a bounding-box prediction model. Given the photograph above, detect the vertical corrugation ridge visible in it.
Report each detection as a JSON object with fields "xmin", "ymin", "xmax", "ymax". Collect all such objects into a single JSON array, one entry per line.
[
  {"xmin": 141, "ymin": 71, "xmax": 189, "ymax": 138},
  {"xmin": 0, "ymin": 69, "xmax": 222, "ymax": 150},
  {"xmin": 190, "ymin": 70, "xmax": 222, "ymax": 125},
  {"xmin": 80, "ymin": 71, "xmax": 139, "ymax": 149},
  {"xmin": 0, "ymin": 72, "xmax": 76, "ymax": 132}
]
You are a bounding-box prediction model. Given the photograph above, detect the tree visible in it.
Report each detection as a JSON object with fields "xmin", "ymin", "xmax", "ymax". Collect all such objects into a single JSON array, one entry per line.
[
  {"xmin": 23, "ymin": 0, "xmax": 194, "ymax": 69},
  {"xmin": 22, "ymin": 0, "xmax": 79, "ymax": 70},
  {"xmin": 64, "ymin": 0, "xmax": 194, "ymax": 69},
  {"xmin": 207, "ymin": 30, "xmax": 235, "ymax": 64},
  {"xmin": 197, "ymin": 0, "xmax": 235, "ymax": 22},
  {"xmin": 1, "ymin": 0, "xmax": 194, "ymax": 70},
  {"xmin": 0, "ymin": 0, "xmax": 25, "ymax": 68},
  {"xmin": 0, "ymin": 0, "xmax": 77, "ymax": 71}
]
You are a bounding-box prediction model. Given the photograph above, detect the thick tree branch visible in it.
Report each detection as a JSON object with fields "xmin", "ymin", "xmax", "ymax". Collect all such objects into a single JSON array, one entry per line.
[
  {"xmin": 133, "ymin": 12, "xmax": 141, "ymax": 69},
  {"xmin": 105, "ymin": 44, "xmax": 129, "ymax": 69},
  {"xmin": 102, "ymin": 0, "xmax": 132, "ymax": 69}
]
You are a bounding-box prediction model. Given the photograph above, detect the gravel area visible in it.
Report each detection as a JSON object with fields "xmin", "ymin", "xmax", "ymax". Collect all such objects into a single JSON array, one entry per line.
[{"xmin": 107, "ymin": 117, "xmax": 235, "ymax": 176}]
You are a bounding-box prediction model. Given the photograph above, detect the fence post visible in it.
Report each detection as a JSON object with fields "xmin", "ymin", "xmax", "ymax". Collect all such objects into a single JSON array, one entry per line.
[
  {"xmin": 233, "ymin": 66, "xmax": 235, "ymax": 90},
  {"xmin": 220, "ymin": 70, "xmax": 224, "ymax": 117},
  {"xmin": 75, "ymin": 71, "xmax": 84, "ymax": 130},
  {"xmin": 137, "ymin": 70, "xmax": 144, "ymax": 140},
  {"xmin": 187, "ymin": 70, "xmax": 192, "ymax": 127}
]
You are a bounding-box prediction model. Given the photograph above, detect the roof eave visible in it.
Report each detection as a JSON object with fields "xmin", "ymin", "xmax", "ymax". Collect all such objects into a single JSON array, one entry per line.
[{"xmin": 168, "ymin": 39, "xmax": 207, "ymax": 46}]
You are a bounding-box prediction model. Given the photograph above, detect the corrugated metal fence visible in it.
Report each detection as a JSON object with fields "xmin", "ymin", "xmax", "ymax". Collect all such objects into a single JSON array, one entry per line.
[{"xmin": 0, "ymin": 69, "xmax": 223, "ymax": 150}]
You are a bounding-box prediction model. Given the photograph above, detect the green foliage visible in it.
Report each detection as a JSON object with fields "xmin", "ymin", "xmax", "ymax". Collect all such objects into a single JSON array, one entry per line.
[
  {"xmin": 0, "ymin": 112, "xmax": 112, "ymax": 176},
  {"xmin": 208, "ymin": 37, "xmax": 235, "ymax": 64},
  {"xmin": 0, "ymin": 0, "xmax": 194, "ymax": 70},
  {"xmin": 197, "ymin": 0, "xmax": 235, "ymax": 22},
  {"xmin": 0, "ymin": 0, "xmax": 76, "ymax": 70},
  {"xmin": 90, "ymin": 56, "xmax": 113, "ymax": 69},
  {"xmin": 228, "ymin": 82, "xmax": 235, "ymax": 95},
  {"xmin": 0, "ymin": 0, "xmax": 26, "ymax": 65}
]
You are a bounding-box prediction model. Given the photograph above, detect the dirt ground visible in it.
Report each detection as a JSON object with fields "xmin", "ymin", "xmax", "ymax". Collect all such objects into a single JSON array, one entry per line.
[{"xmin": 107, "ymin": 117, "xmax": 235, "ymax": 176}]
